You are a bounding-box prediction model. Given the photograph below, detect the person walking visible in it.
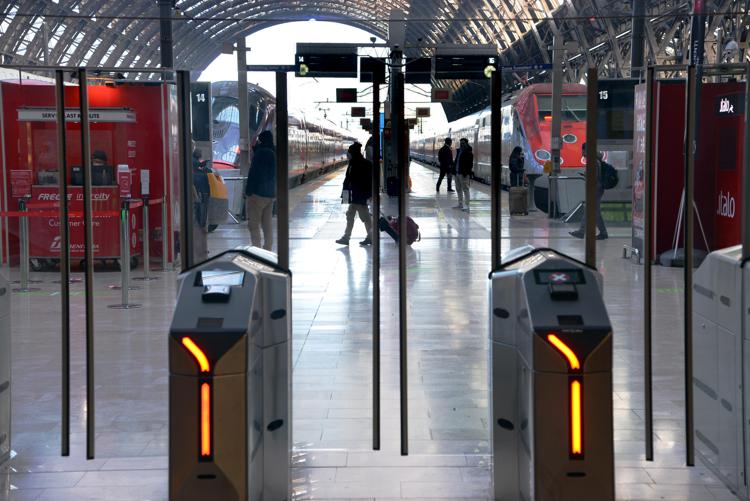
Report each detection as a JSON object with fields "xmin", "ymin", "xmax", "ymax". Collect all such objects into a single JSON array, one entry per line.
[
  {"xmin": 336, "ymin": 142, "xmax": 373, "ymax": 246},
  {"xmin": 245, "ymin": 130, "xmax": 276, "ymax": 250},
  {"xmin": 508, "ymin": 146, "xmax": 525, "ymax": 187},
  {"xmin": 453, "ymin": 137, "xmax": 474, "ymax": 212},
  {"xmin": 436, "ymin": 138, "xmax": 455, "ymax": 193},
  {"xmin": 192, "ymin": 148, "xmax": 211, "ymax": 261},
  {"xmin": 570, "ymin": 142, "xmax": 609, "ymax": 240}
]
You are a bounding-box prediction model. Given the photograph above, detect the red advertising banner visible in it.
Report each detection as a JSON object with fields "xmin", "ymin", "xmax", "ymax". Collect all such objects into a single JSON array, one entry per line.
[
  {"xmin": 27, "ymin": 186, "xmax": 141, "ymax": 260},
  {"xmin": 117, "ymin": 165, "xmax": 131, "ymax": 198},
  {"xmin": 631, "ymin": 83, "xmax": 647, "ymax": 256},
  {"xmin": 10, "ymin": 170, "xmax": 32, "ymax": 198}
]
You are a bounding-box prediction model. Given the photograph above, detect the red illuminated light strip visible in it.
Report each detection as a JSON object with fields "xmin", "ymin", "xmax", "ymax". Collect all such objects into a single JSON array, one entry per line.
[
  {"xmin": 182, "ymin": 337, "xmax": 210, "ymax": 372},
  {"xmin": 200, "ymin": 383, "xmax": 211, "ymax": 457},
  {"xmin": 546, "ymin": 333, "xmax": 584, "ymax": 457},
  {"xmin": 570, "ymin": 380, "xmax": 583, "ymax": 456}
]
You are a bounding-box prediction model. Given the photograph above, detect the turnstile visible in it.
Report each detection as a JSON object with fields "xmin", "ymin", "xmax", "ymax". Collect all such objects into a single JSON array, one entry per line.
[
  {"xmin": 490, "ymin": 248, "xmax": 614, "ymax": 500},
  {"xmin": 169, "ymin": 247, "xmax": 290, "ymax": 501},
  {"xmin": 0, "ymin": 274, "xmax": 9, "ymax": 466},
  {"xmin": 692, "ymin": 245, "xmax": 748, "ymax": 496}
]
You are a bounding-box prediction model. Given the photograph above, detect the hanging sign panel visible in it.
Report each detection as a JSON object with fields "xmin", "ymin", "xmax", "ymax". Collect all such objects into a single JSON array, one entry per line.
[{"xmin": 17, "ymin": 107, "xmax": 136, "ymax": 123}]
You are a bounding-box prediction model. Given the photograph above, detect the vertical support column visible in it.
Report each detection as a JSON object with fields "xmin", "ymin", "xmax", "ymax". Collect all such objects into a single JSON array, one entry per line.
[
  {"xmin": 395, "ymin": 66, "xmax": 409, "ymax": 457},
  {"xmin": 490, "ymin": 70, "xmax": 502, "ymax": 269},
  {"xmin": 176, "ymin": 71, "xmax": 193, "ymax": 271},
  {"xmin": 275, "ymin": 72, "xmax": 289, "ymax": 270},
  {"xmin": 162, "ymin": 199, "xmax": 168, "ymax": 271},
  {"xmin": 18, "ymin": 201, "xmax": 29, "ymax": 290},
  {"xmin": 585, "ymin": 67, "xmax": 598, "ymax": 268},
  {"xmin": 159, "ymin": 0, "xmax": 174, "ymax": 78},
  {"xmin": 237, "ymin": 39, "xmax": 251, "ymax": 177},
  {"xmin": 643, "ymin": 66, "xmax": 655, "ymax": 461},
  {"xmin": 549, "ymin": 36, "xmax": 564, "ymax": 218},
  {"xmin": 371, "ymin": 79, "xmax": 381, "ymax": 451},
  {"xmin": 78, "ymin": 68, "xmax": 95, "ymax": 460},
  {"xmin": 55, "ymin": 69, "xmax": 70, "ymax": 457},
  {"xmin": 742, "ymin": 63, "xmax": 750, "ymax": 261},
  {"xmin": 684, "ymin": 64, "xmax": 697, "ymax": 467},
  {"xmin": 630, "ymin": 0, "xmax": 646, "ymax": 79},
  {"xmin": 142, "ymin": 202, "xmax": 150, "ymax": 279}
]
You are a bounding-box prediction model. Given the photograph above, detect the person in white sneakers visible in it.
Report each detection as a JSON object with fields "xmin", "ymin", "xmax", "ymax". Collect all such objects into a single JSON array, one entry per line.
[{"xmin": 453, "ymin": 138, "xmax": 474, "ymax": 212}]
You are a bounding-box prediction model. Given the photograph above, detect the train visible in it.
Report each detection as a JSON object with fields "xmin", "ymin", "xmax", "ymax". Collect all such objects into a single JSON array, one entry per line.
[
  {"xmin": 410, "ymin": 83, "xmax": 588, "ymax": 213},
  {"xmin": 209, "ymin": 81, "xmax": 357, "ymax": 183}
]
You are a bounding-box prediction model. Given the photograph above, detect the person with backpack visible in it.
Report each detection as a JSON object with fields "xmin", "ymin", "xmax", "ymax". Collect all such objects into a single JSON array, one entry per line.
[
  {"xmin": 436, "ymin": 138, "xmax": 454, "ymax": 193},
  {"xmin": 336, "ymin": 142, "xmax": 373, "ymax": 246},
  {"xmin": 569, "ymin": 142, "xmax": 616, "ymax": 240},
  {"xmin": 453, "ymin": 137, "xmax": 474, "ymax": 212},
  {"xmin": 245, "ymin": 130, "xmax": 276, "ymax": 250},
  {"xmin": 508, "ymin": 146, "xmax": 525, "ymax": 187}
]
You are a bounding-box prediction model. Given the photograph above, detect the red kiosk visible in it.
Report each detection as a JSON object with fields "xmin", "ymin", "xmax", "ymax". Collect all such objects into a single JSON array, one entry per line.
[
  {"xmin": 0, "ymin": 80, "xmax": 178, "ymax": 269},
  {"xmin": 633, "ymin": 80, "xmax": 745, "ymax": 262}
]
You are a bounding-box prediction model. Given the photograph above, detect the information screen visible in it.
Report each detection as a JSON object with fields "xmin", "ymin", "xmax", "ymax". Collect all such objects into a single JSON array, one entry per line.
[
  {"xmin": 597, "ymin": 79, "xmax": 638, "ymax": 141},
  {"xmin": 196, "ymin": 270, "xmax": 244, "ymax": 287},
  {"xmin": 534, "ymin": 269, "xmax": 585, "ymax": 285}
]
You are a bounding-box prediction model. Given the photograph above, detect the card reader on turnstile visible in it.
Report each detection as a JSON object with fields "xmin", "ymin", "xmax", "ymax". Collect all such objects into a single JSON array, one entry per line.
[
  {"xmin": 169, "ymin": 247, "xmax": 290, "ymax": 501},
  {"xmin": 490, "ymin": 248, "xmax": 614, "ymax": 501}
]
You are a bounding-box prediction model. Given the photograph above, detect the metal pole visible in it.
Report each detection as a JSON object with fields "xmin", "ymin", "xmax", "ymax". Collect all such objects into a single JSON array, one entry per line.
[
  {"xmin": 394, "ymin": 60, "xmax": 409, "ymax": 457},
  {"xmin": 237, "ymin": 39, "xmax": 251, "ymax": 178},
  {"xmin": 371, "ymin": 78, "xmax": 381, "ymax": 451},
  {"xmin": 644, "ymin": 66, "xmax": 655, "ymax": 461},
  {"xmin": 55, "ymin": 69, "xmax": 70, "ymax": 457},
  {"xmin": 585, "ymin": 67, "xmax": 598, "ymax": 268},
  {"xmin": 142, "ymin": 202, "xmax": 150, "ymax": 279},
  {"xmin": 684, "ymin": 64, "xmax": 697, "ymax": 467},
  {"xmin": 159, "ymin": 0, "xmax": 174, "ymax": 80},
  {"xmin": 161, "ymin": 199, "xmax": 168, "ymax": 270},
  {"xmin": 275, "ymin": 72, "xmax": 289, "ymax": 270},
  {"xmin": 630, "ymin": 0, "xmax": 646, "ymax": 79},
  {"xmin": 491, "ymin": 70, "xmax": 502, "ymax": 268},
  {"xmin": 78, "ymin": 68, "xmax": 95, "ymax": 460},
  {"xmin": 122, "ymin": 203, "xmax": 129, "ymax": 306},
  {"xmin": 19, "ymin": 200, "xmax": 28, "ymax": 290},
  {"xmin": 176, "ymin": 71, "xmax": 193, "ymax": 271},
  {"xmin": 742, "ymin": 63, "xmax": 750, "ymax": 260},
  {"xmin": 549, "ymin": 36, "xmax": 564, "ymax": 218}
]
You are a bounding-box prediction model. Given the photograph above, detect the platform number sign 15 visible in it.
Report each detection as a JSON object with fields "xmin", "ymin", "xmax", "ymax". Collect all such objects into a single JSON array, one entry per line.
[{"xmin": 599, "ymin": 90, "xmax": 608, "ymax": 100}]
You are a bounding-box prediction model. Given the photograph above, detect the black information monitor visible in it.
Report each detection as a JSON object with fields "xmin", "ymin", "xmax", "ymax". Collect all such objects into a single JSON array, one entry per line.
[{"xmin": 597, "ymin": 79, "xmax": 638, "ymax": 141}]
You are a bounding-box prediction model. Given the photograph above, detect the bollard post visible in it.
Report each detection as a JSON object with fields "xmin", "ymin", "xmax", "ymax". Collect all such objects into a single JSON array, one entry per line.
[
  {"xmin": 134, "ymin": 199, "xmax": 157, "ymax": 281},
  {"xmin": 162, "ymin": 198, "xmax": 169, "ymax": 271},
  {"xmin": 13, "ymin": 198, "xmax": 40, "ymax": 293},
  {"xmin": 108, "ymin": 201, "xmax": 141, "ymax": 309}
]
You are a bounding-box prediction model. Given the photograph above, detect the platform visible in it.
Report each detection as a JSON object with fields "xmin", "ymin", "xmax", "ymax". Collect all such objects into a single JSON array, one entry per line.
[{"xmin": 0, "ymin": 163, "xmax": 737, "ymax": 500}]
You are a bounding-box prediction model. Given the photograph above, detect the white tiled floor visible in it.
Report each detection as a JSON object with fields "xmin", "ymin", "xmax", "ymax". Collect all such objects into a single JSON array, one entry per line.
[{"xmin": 0, "ymin": 162, "xmax": 740, "ymax": 500}]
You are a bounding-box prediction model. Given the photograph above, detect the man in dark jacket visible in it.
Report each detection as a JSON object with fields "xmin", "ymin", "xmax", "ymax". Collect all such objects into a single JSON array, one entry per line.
[
  {"xmin": 192, "ymin": 148, "xmax": 211, "ymax": 261},
  {"xmin": 245, "ymin": 130, "xmax": 277, "ymax": 250},
  {"xmin": 570, "ymin": 142, "xmax": 608, "ymax": 240},
  {"xmin": 337, "ymin": 142, "xmax": 373, "ymax": 246},
  {"xmin": 436, "ymin": 138, "xmax": 454, "ymax": 193},
  {"xmin": 453, "ymin": 137, "xmax": 474, "ymax": 212}
]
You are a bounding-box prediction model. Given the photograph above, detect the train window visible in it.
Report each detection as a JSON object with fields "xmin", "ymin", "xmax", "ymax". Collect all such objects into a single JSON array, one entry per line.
[
  {"xmin": 536, "ymin": 95, "xmax": 587, "ymax": 122},
  {"xmin": 248, "ymin": 105, "xmax": 259, "ymax": 130}
]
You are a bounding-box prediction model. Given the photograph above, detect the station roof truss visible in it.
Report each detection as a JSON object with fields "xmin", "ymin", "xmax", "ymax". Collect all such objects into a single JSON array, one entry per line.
[{"xmin": 0, "ymin": 0, "xmax": 748, "ymax": 119}]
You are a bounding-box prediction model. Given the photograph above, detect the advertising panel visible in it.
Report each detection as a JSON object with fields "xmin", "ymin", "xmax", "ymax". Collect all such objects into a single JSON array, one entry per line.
[{"xmin": 631, "ymin": 83, "xmax": 647, "ymax": 255}]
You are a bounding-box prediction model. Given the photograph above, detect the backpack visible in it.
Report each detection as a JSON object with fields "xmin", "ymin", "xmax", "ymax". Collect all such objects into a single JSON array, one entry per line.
[
  {"xmin": 388, "ymin": 216, "xmax": 421, "ymax": 245},
  {"xmin": 600, "ymin": 161, "xmax": 619, "ymax": 190}
]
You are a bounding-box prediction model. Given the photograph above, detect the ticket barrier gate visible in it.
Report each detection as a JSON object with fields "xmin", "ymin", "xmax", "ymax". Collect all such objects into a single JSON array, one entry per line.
[
  {"xmin": 0, "ymin": 274, "xmax": 9, "ymax": 467},
  {"xmin": 490, "ymin": 248, "xmax": 614, "ymax": 500},
  {"xmin": 692, "ymin": 245, "xmax": 749, "ymax": 497},
  {"xmin": 169, "ymin": 248, "xmax": 291, "ymax": 501}
]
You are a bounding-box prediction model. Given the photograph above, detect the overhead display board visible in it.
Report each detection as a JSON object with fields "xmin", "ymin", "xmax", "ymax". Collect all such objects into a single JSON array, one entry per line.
[
  {"xmin": 360, "ymin": 57, "xmax": 386, "ymax": 83},
  {"xmin": 295, "ymin": 44, "xmax": 358, "ymax": 78},
  {"xmin": 597, "ymin": 79, "xmax": 638, "ymax": 141},
  {"xmin": 405, "ymin": 57, "xmax": 432, "ymax": 84},
  {"xmin": 434, "ymin": 54, "xmax": 498, "ymax": 80}
]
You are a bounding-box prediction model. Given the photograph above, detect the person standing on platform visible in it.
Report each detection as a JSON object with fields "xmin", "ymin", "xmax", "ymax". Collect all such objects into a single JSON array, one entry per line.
[
  {"xmin": 569, "ymin": 142, "xmax": 609, "ymax": 240},
  {"xmin": 191, "ymin": 148, "xmax": 210, "ymax": 261},
  {"xmin": 336, "ymin": 142, "xmax": 373, "ymax": 246},
  {"xmin": 244, "ymin": 130, "xmax": 277, "ymax": 251},
  {"xmin": 508, "ymin": 146, "xmax": 525, "ymax": 187},
  {"xmin": 453, "ymin": 137, "xmax": 474, "ymax": 212},
  {"xmin": 436, "ymin": 138, "xmax": 454, "ymax": 193}
]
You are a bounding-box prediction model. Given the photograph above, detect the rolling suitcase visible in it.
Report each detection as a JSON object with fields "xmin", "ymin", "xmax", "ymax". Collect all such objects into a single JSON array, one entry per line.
[{"xmin": 509, "ymin": 186, "xmax": 528, "ymax": 215}]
